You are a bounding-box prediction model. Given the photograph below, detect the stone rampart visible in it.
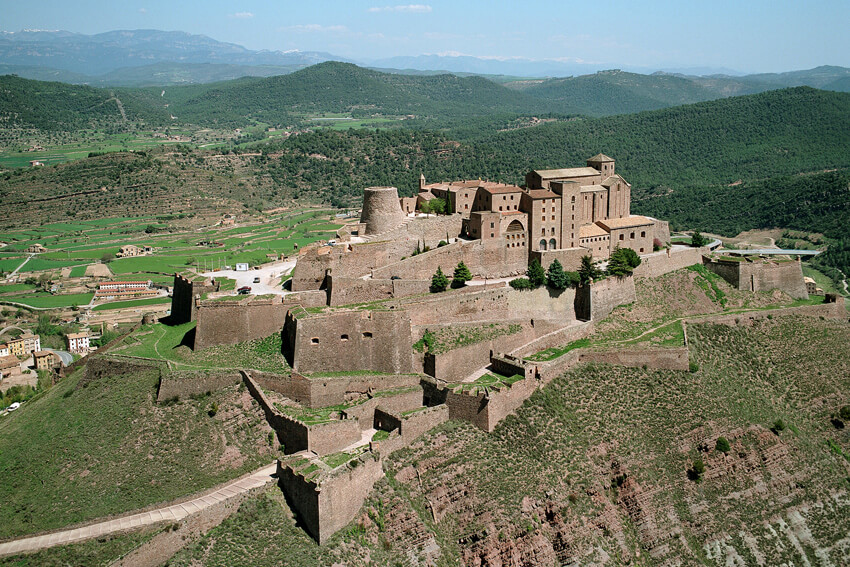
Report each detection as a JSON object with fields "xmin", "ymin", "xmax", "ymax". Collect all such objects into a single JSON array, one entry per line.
[
  {"xmin": 278, "ymin": 453, "xmax": 384, "ymax": 544},
  {"xmin": 703, "ymin": 256, "xmax": 808, "ymax": 299},
  {"xmin": 291, "ymin": 215, "xmax": 462, "ymax": 292},
  {"xmin": 284, "ymin": 289, "xmax": 328, "ymax": 308},
  {"xmin": 489, "ymin": 353, "xmax": 534, "ymax": 380},
  {"xmin": 170, "ymin": 274, "xmax": 219, "ymax": 325},
  {"xmin": 422, "ymin": 376, "xmax": 540, "ymax": 432},
  {"xmin": 530, "ymin": 248, "xmax": 587, "ymax": 272},
  {"xmin": 157, "ymin": 369, "xmax": 242, "ymax": 402},
  {"xmin": 286, "ymin": 309, "xmax": 414, "ymax": 374},
  {"xmin": 243, "ymin": 372, "xmax": 361, "ymax": 455},
  {"xmin": 398, "ymin": 285, "xmax": 576, "ymax": 327},
  {"xmin": 685, "ymin": 297, "xmax": 846, "ymax": 327},
  {"xmin": 328, "ymin": 276, "xmax": 394, "ymax": 306},
  {"xmin": 633, "ymin": 247, "xmax": 703, "ymax": 279},
  {"xmin": 371, "ymin": 238, "xmax": 527, "ymax": 281},
  {"xmin": 575, "ymin": 276, "xmax": 636, "ymax": 321},
  {"xmin": 340, "ymin": 388, "xmax": 423, "ymax": 429},
  {"xmin": 194, "ymin": 296, "xmax": 289, "ymax": 350},
  {"xmin": 371, "ymin": 404, "xmax": 450, "ymax": 455},
  {"xmin": 327, "ymin": 276, "xmax": 431, "ymax": 307},
  {"xmin": 422, "ymin": 321, "xmax": 554, "ymax": 382}
]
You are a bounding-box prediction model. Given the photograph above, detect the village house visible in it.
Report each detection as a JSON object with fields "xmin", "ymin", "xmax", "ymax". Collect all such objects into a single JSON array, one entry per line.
[
  {"xmin": 0, "ymin": 355, "xmax": 20, "ymax": 379},
  {"xmin": 33, "ymin": 350, "xmax": 59, "ymax": 371},
  {"xmin": 803, "ymin": 276, "xmax": 823, "ymax": 295},
  {"xmin": 27, "ymin": 244, "xmax": 47, "ymax": 253},
  {"xmin": 116, "ymin": 245, "xmax": 153, "ymax": 258},
  {"xmin": 66, "ymin": 331, "xmax": 91, "ymax": 354},
  {"xmin": 8, "ymin": 333, "xmax": 41, "ymax": 357}
]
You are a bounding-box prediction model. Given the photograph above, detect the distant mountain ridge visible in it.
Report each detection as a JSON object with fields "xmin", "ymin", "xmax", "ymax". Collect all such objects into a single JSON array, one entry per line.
[{"xmin": 0, "ymin": 29, "xmax": 345, "ymax": 76}]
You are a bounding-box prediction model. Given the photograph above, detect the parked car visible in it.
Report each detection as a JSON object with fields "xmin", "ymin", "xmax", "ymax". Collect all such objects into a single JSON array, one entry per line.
[
  {"xmin": 7, "ymin": 402, "xmax": 21, "ymax": 412},
  {"xmin": 237, "ymin": 286, "xmax": 252, "ymax": 295},
  {"xmin": 253, "ymin": 277, "xmax": 261, "ymax": 283}
]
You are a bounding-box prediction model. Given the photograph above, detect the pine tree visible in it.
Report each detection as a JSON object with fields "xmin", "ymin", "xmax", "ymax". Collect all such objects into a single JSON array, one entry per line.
[
  {"xmin": 547, "ymin": 259, "xmax": 569, "ymax": 290},
  {"xmin": 578, "ymin": 255, "xmax": 602, "ymax": 285},
  {"xmin": 451, "ymin": 261, "xmax": 472, "ymax": 288},
  {"xmin": 527, "ymin": 258, "xmax": 546, "ymax": 287},
  {"xmin": 430, "ymin": 267, "xmax": 448, "ymax": 293}
]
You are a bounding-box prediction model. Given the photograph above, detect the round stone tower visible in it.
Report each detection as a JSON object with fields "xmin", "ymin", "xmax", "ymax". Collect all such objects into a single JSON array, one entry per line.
[{"xmin": 360, "ymin": 186, "xmax": 405, "ymax": 235}]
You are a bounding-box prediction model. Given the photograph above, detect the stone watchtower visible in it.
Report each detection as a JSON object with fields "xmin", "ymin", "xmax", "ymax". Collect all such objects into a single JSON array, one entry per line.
[
  {"xmin": 419, "ymin": 173, "xmax": 426, "ymax": 192},
  {"xmin": 587, "ymin": 153, "xmax": 615, "ymax": 177},
  {"xmin": 360, "ymin": 186, "xmax": 405, "ymax": 235}
]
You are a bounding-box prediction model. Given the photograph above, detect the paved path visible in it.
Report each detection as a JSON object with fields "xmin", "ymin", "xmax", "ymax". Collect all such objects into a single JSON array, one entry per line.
[
  {"xmin": 0, "ymin": 463, "xmax": 278, "ymax": 557},
  {"xmin": 202, "ymin": 259, "xmax": 296, "ymax": 296}
]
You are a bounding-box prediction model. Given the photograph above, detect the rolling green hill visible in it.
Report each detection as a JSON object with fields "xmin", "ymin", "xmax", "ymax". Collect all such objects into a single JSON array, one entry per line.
[
  {"xmin": 517, "ymin": 69, "xmax": 734, "ymax": 116},
  {"xmin": 139, "ymin": 61, "xmax": 549, "ymax": 127},
  {"xmin": 0, "ymin": 75, "xmax": 170, "ymax": 132}
]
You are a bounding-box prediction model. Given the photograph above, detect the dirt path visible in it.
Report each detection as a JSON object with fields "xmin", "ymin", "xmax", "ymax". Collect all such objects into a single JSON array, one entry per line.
[{"xmin": 0, "ymin": 463, "xmax": 277, "ymax": 558}]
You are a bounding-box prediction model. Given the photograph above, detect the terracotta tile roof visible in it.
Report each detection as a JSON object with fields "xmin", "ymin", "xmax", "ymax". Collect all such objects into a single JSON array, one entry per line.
[
  {"xmin": 526, "ymin": 189, "xmax": 559, "ymax": 199},
  {"xmin": 481, "ymin": 184, "xmax": 523, "ymax": 195},
  {"xmin": 587, "ymin": 153, "xmax": 614, "ymax": 162},
  {"xmin": 580, "ymin": 185, "xmax": 606, "ymax": 192},
  {"xmin": 534, "ymin": 167, "xmax": 600, "ymax": 179},
  {"xmin": 501, "ymin": 210, "xmax": 526, "ymax": 216},
  {"xmin": 596, "ymin": 216, "xmax": 655, "ymax": 230},
  {"xmin": 580, "ymin": 224, "xmax": 609, "ymax": 238}
]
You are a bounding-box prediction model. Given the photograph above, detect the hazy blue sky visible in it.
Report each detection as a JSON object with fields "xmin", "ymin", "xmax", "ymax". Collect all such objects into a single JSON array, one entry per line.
[{"xmin": 2, "ymin": 0, "xmax": 847, "ymax": 72}]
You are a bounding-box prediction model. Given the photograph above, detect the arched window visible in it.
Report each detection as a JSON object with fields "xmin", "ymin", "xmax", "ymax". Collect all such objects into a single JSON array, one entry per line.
[
  {"xmin": 549, "ymin": 238, "xmax": 557, "ymax": 249},
  {"xmin": 539, "ymin": 239, "xmax": 547, "ymax": 251}
]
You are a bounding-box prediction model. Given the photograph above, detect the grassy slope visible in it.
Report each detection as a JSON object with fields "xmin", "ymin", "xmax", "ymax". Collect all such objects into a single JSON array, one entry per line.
[{"xmin": 0, "ymin": 365, "xmax": 276, "ymax": 538}]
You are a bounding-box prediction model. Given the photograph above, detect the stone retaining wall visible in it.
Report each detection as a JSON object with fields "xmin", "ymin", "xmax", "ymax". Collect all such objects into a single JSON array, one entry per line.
[{"xmin": 633, "ymin": 247, "xmax": 703, "ymax": 279}]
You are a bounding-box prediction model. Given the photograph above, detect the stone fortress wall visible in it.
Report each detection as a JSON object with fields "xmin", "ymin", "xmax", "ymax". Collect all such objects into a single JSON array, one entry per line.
[{"xmin": 703, "ymin": 255, "xmax": 809, "ymax": 299}]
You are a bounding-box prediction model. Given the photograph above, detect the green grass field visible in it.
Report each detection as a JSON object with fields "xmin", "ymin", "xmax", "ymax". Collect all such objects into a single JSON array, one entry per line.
[
  {"xmin": 92, "ymin": 297, "xmax": 171, "ymax": 311},
  {"xmin": 9, "ymin": 292, "xmax": 93, "ymax": 308}
]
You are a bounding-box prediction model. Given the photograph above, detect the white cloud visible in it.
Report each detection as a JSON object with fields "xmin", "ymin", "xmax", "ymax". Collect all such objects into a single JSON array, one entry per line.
[
  {"xmin": 229, "ymin": 12, "xmax": 254, "ymax": 19},
  {"xmin": 285, "ymin": 24, "xmax": 348, "ymax": 33},
  {"xmin": 369, "ymin": 4, "xmax": 432, "ymax": 13},
  {"xmin": 138, "ymin": 8, "xmax": 147, "ymax": 14}
]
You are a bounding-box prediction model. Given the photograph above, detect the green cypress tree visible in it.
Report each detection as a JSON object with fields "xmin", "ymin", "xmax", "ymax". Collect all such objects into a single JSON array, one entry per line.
[
  {"xmin": 451, "ymin": 261, "xmax": 473, "ymax": 288},
  {"xmin": 430, "ymin": 267, "xmax": 448, "ymax": 293},
  {"xmin": 527, "ymin": 258, "xmax": 546, "ymax": 287},
  {"xmin": 547, "ymin": 259, "xmax": 569, "ymax": 290}
]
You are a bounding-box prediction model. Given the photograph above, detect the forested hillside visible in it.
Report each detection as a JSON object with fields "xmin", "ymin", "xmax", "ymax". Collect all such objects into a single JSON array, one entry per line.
[
  {"xmin": 517, "ymin": 70, "xmax": 732, "ymax": 116},
  {"xmin": 0, "ymin": 75, "xmax": 169, "ymax": 131}
]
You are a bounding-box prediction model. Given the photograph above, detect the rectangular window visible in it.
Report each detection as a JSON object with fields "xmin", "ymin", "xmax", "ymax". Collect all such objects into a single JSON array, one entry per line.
[{"xmin": 490, "ymin": 222, "xmax": 495, "ymax": 228}]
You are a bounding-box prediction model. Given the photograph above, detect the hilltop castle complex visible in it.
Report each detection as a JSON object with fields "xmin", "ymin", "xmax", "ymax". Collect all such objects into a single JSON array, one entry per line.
[{"xmin": 158, "ymin": 153, "xmax": 832, "ymax": 545}]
